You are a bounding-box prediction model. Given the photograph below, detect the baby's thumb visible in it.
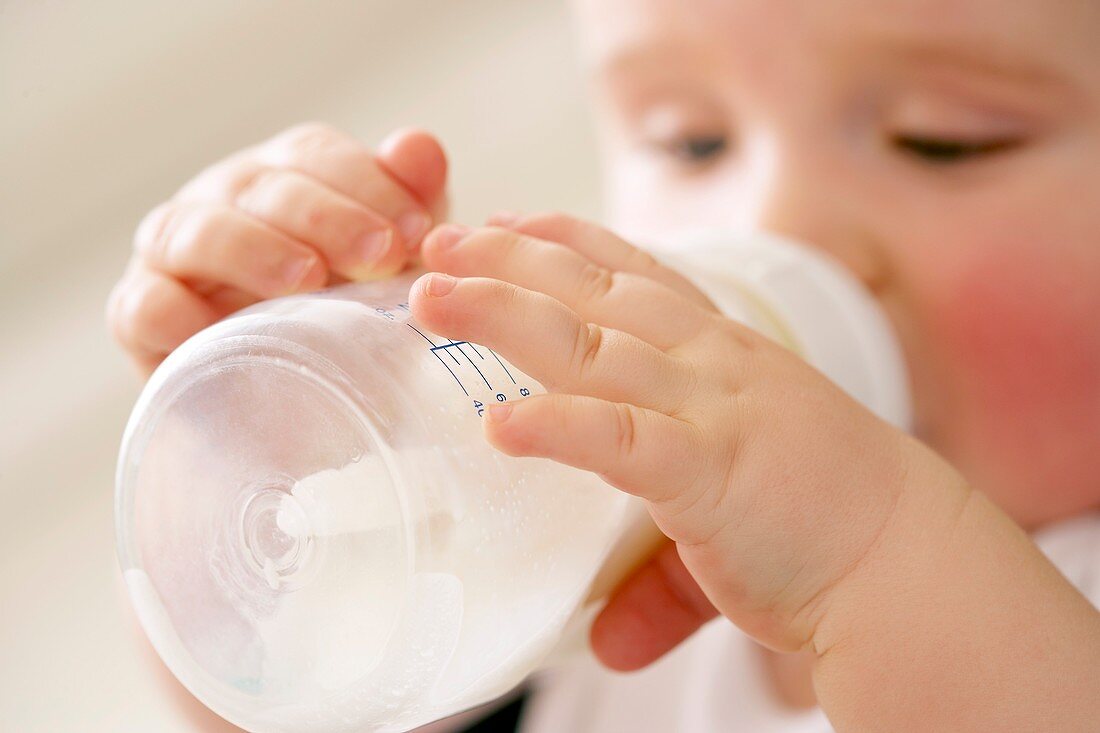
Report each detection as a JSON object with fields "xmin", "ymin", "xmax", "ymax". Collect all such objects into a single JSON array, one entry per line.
[
  {"xmin": 376, "ymin": 128, "xmax": 448, "ymax": 214},
  {"xmin": 590, "ymin": 541, "xmax": 718, "ymax": 671}
]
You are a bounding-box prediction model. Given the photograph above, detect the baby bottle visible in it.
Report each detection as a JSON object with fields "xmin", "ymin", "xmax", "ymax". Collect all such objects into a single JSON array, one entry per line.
[{"xmin": 116, "ymin": 230, "xmax": 910, "ymax": 733}]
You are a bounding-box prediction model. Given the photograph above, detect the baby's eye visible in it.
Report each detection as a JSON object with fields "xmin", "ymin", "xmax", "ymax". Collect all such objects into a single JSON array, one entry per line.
[
  {"xmin": 655, "ymin": 134, "xmax": 729, "ymax": 165},
  {"xmin": 892, "ymin": 134, "xmax": 1021, "ymax": 164}
]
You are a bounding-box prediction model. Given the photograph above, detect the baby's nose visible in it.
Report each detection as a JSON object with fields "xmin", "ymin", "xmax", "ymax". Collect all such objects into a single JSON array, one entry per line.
[{"xmin": 746, "ymin": 156, "xmax": 889, "ymax": 295}]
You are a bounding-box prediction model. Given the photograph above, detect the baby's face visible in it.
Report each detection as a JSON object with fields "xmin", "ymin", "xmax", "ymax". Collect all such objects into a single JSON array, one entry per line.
[{"xmin": 575, "ymin": 0, "xmax": 1100, "ymax": 526}]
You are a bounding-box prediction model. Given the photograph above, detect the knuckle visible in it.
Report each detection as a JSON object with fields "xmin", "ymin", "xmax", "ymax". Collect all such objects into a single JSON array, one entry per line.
[
  {"xmin": 577, "ymin": 261, "xmax": 615, "ymax": 302},
  {"xmin": 498, "ymin": 279, "xmax": 524, "ymax": 313},
  {"xmin": 688, "ymin": 317, "xmax": 756, "ymax": 378},
  {"xmin": 234, "ymin": 167, "xmax": 283, "ymax": 209},
  {"xmin": 244, "ymin": 168, "xmax": 325, "ymax": 227},
  {"xmin": 571, "ymin": 322, "xmax": 605, "ymax": 378},
  {"xmin": 237, "ymin": 169, "xmax": 335, "ymax": 233},
  {"xmin": 612, "ymin": 402, "xmax": 638, "ymax": 460}
]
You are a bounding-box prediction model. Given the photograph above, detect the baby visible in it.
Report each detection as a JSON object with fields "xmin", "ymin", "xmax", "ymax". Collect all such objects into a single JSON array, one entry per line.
[{"xmin": 108, "ymin": 0, "xmax": 1100, "ymax": 730}]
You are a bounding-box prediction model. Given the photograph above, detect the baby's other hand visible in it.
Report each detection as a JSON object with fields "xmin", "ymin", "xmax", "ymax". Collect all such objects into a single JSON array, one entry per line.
[
  {"xmin": 410, "ymin": 213, "xmax": 953, "ymax": 664},
  {"xmin": 108, "ymin": 124, "xmax": 447, "ymax": 374}
]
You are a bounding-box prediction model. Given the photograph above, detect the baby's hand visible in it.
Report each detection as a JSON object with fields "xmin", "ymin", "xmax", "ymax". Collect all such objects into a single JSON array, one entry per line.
[
  {"xmin": 108, "ymin": 124, "xmax": 447, "ymax": 374},
  {"xmin": 410, "ymin": 213, "xmax": 955, "ymax": 660}
]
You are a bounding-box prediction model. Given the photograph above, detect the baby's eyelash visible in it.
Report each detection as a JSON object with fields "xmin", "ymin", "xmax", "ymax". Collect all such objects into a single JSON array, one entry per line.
[
  {"xmin": 892, "ymin": 135, "xmax": 1021, "ymax": 163},
  {"xmin": 654, "ymin": 134, "xmax": 729, "ymax": 165}
]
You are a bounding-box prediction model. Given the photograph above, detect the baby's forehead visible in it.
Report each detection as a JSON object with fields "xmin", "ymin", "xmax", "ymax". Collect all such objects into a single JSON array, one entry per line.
[{"xmin": 574, "ymin": 0, "xmax": 1099, "ymax": 87}]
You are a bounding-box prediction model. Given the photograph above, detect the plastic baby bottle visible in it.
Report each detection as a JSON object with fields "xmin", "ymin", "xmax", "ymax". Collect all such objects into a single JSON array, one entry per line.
[{"xmin": 115, "ymin": 230, "xmax": 910, "ymax": 733}]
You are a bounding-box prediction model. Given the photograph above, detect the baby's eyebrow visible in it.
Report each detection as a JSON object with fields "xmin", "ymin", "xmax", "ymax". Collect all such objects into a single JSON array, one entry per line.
[
  {"xmin": 597, "ymin": 34, "xmax": 1063, "ymax": 85},
  {"xmin": 853, "ymin": 34, "xmax": 1091, "ymax": 114},
  {"xmin": 881, "ymin": 39, "xmax": 1063, "ymax": 86},
  {"xmin": 591, "ymin": 39, "xmax": 716, "ymax": 83}
]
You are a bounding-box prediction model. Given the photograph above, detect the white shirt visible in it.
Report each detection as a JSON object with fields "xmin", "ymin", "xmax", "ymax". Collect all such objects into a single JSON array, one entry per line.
[{"xmin": 520, "ymin": 513, "xmax": 1100, "ymax": 733}]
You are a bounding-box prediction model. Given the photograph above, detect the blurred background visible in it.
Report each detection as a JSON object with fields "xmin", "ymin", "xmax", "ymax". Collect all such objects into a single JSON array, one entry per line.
[{"xmin": 0, "ymin": 1, "xmax": 598, "ymax": 729}]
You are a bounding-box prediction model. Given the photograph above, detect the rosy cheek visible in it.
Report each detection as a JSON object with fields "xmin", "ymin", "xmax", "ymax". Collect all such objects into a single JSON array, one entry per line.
[
  {"xmin": 943, "ymin": 264, "xmax": 1094, "ymax": 417},
  {"xmin": 926, "ymin": 241, "xmax": 1100, "ymax": 522}
]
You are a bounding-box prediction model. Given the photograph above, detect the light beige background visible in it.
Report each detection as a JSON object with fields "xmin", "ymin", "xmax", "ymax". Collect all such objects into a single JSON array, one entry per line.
[{"xmin": 0, "ymin": 1, "xmax": 599, "ymax": 729}]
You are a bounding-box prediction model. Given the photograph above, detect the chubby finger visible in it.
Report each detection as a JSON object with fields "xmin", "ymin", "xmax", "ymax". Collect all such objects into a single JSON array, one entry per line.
[
  {"xmin": 257, "ymin": 123, "xmax": 434, "ymax": 249},
  {"xmin": 591, "ymin": 541, "xmax": 718, "ymax": 671},
  {"xmin": 234, "ymin": 168, "xmax": 404, "ymax": 279},
  {"xmin": 421, "ymin": 225, "xmax": 714, "ymax": 350},
  {"xmin": 107, "ymin": 267, "xmax": 220, "ymax": 363},
  {"xmin": 481, "ymin": 392, "xmax": 701, "ymax": 504},
  {"xmin": 375, "ymin": 128, "xmax": 448, "ymax": 215},
  {"xmin": 410, "ymin": 273, "xmax": 693, "ymax": 412},
  {"xmin": 486, "ymin": 212, "xmax": 716, "ymax": 312},
  {"xmin": 135, "ymin": 200, "xmax": 328, "ymax": 298}
]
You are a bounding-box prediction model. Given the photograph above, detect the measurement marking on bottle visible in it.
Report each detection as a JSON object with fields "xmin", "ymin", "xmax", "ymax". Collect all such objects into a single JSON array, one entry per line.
[
  {"xmin": 439, "ymin": 340, "xmax": 492, "ymax": 390},
  {"xmin": 407, "ymin": 324, "xmax": 469, "ymax": 396},
  {"xmin": 433, "ymin": 340, "xmax": 462, "ymax": 365},
  {"xmin": 404, "ymin": 323, "xmax": 529, "ymax": 414},
  {"xmin": 486, "ymin": 348, "xmax": 516, "ymax": 384}
]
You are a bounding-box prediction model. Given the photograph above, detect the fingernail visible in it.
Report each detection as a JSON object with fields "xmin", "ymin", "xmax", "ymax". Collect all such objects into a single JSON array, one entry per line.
[
  {"xmin": 487, "ymin": 210, "xmax": 521, "ymax": 227},
  {"xmin": 358, "ymin": 228, "xmax": 393, "ymax": 264},
  {"xmin": 282, "ymin": 254, "xmax": 320, "ymax": 291},
  {"xmin": 396, "ymin": 210, "xmax": 432, "ymax": 248},
  {"xmin": 424, "ymin": 272, "xmax": 457, "ymax": 297},
  {"xmin": 431, "ymin": 223, "xmax": 472, "ymax": 251},
  {"xmin": 486, "ymin": 402, "xmax": 513, "ymax": 423}
]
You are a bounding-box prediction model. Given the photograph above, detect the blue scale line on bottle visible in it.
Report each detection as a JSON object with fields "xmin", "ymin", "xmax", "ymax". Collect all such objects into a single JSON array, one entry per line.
[
  {"xmin": 371, "ymin": 300, "xmax": 529, "ymax": 412},
  {"xmin": 407, "ymin": 324, "xmax": 471, "ymax": 396},
  {"xmin": 405, "ymin": 324, "xmax": 529, "ymax": 416}
]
